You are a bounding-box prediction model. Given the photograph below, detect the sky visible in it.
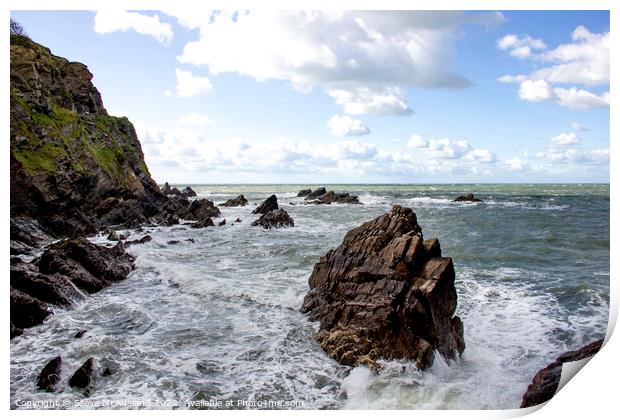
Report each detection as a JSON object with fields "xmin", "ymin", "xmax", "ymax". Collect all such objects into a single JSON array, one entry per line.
[{"xmin": 10, "ymin": 10, "xmax": 610, "ymax": 184}]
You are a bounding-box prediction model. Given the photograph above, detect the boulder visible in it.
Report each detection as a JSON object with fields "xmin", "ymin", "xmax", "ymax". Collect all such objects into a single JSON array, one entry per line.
[
  {"xmin": 125, "ymin": 235, "xmax": 152, "ymax": 247},
  {"xmin": 218, "ymin": 219, "xmax": 226, "ymax": 226},
  {"xmin": 453, "ymin": 193, "xmax": 483, "ymax": 202},
  {"xmin": 297, "ymin": 189, "xmax": 312, "ymax": 197},
  {"xmin": 188, "ymin": 199, "xmax": 221, "ymax": 220},
  {"xmin": 521, "ymin": 340, "xmax": 603, "ymax": 408},
  {"xmin": 252, "ymin": 195, "xmax": 278, "ymax": 214},
  {"xmin": 251, "ymin": 209, "xmax": 294, "ymax": 229},
  {"xmin": 306, "ymin": 187, "xmax": 327, "ymax": 198},
  {"xmin": 69, "ymin": 357, "xmax": 95, "ymax": 389},
  {"xmin": 180, "ymin": 186, "xmax": 197, "ymax": 197},
  {"xmin": 300, "ymin": 205, "xmax": 464, "ymax": 370},
  {"xmin": 219, "ymin": 195, "xmax": 248, "ymax": 207},
  {"xmin": 37, "ymin": 356, "xmax": 63, "ymax": 392},
  {"xmin": 192, "ymin": 218, "xmax": 214, "ymax": 229},
  {"xmin": 10, "ymin": 287, "xmax": 51, "ymax": 332}
]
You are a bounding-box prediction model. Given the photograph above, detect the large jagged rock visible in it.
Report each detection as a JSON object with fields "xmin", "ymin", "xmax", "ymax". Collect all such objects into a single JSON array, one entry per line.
[
  {"xmin": 303, "ymin": 187, "xmax": 360, "ymax": 204},
  {"xmin": 37, "ymin": 356, "xmax": 63, "ymax": 392},
  {"xmin": 521, "ymin": 340, "xmax": 603, "ymax": 408},
  {"xmin": 251, "ymin": 209, "xmax": 294, "ymax": 229},
  {"xmin": 69, "ymin": 357, "xmax": 95, "ymax": 389},
  {"xmin": 11, "ymin": 238, "xmax": 135, "ymax": 335},
  {"xmin": 219, "ymin": 194, "xmax": 248, "ymax": 207},
  {"xmin": 162, "ymin": 183, "xmax": 197, "ymax": 198},
  {"xmin": 188, "ymin": 199, "xmax": 221, "ymax": 220},
  {"xmin": 252, "ymin": 195, "xmax": 278, "ymax": 214},
  {"xmin": 297, "ymin": 189, "xmax": 312, "ymax": 197},
  {"xmin": 10, "ymin": 35, "xmax": 182, "ymax": 239},
  {"xmin": 300, "ymin": 205, "xmax": 464, "ymax": 370}
]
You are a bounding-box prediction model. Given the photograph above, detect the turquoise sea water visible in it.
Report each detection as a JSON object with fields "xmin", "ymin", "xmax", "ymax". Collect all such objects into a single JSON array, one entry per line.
[{"xmin": 11, "ymin": 184, "xmax": 610, "ymax": 409}]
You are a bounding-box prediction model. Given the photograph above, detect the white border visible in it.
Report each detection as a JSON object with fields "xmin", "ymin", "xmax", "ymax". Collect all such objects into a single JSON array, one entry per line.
[{"xmin": 3, "ymin": 1, "xmax": 616, "ymax": 419}]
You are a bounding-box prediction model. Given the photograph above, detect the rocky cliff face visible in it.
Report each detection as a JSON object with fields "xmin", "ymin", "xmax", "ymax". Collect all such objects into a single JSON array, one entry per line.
[
  {"xmin": 301, "ymin": 205, "xmax": 465, "ymax": 370},
  {"xmin": 10, "ymin": 35, "xmax": 170, "ymax": 242}
]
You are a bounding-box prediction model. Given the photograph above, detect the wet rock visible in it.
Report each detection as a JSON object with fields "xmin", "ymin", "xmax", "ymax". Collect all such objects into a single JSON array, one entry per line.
[
  {"xmin": 181, "ymin": 186, "xmax": 197, "ymax": 197},
  {"xmin": 303, "ymin": 189, "xmax": 360, "ymax": 204},
  {"xmin": 162, "ymin": 182, "xmax": 182, "ymax": 196},
  {"xmin": 234, "ymin": 218, "xmax": 242, "ymax": 223},
  {"xmin": 251, "ymin": 209, "xmax": 294, "ymax": 229},
  {"xmin": 163, "ymin": 213, "xmax": 179, "ymax": 226},
  {"xmin": 192, "ymin": 218, "xmax": 214, "ymax": 229},
  {"xmin": 75, "ymin": 329, "xmax": 87, "ymax": 338},
  {"xmin": 37, "ymin": 356, "xmax": 63, "ymax": 392},
  {"xmin": 38, "ymin": 237, "xmax": 135, "ymax": 294},
  {"xmin": 125, "ymin": 235, "xmax": 152, "ymax": 247},
  {"xmin": 188, "ymin": 199, "xmax": 221, "ymax": 220},
  {"xmin": 10, "ymin": 287, "xmax": 51, "ymax": 331},
  {"xmin": 306, "ymin": 187, "xmax": 327, "ymax": 198},
  {"xmin": 167, "ymin": 240, "xmax": 180, "ymax": 245},
  {"xmin": 521, "ymin": 340, "xmax": 603, "ymax": 408},
  {"xmin": 289, "ymin": 202, "xmax": 296, "ymax": 205},
  {"xmin": 300, "ymin": 205, "xmax": 464, "ymax": 370},
  {"xmin": 11, "ymin": 323, "xmax": 23, "ymax": 338},
  {"xmin": 219, "ymin": 195, "xmax": 248, "ymax": 207},
  {"xmin": 453, "ymin": 193, "xmax": 483, "ymax": 202},
  {"xmin": 107, "ymin": 230, "xmax": 120, "ymax": 241},
  {"xmin": 69, "ymin": 357, "xmax": 95, "ymax": 389},
  {"xmin": 252, "ymin": 195, "xmax": 278, "ymax": 215},
  {"xmin": 218, "ymin": 219, "xmax": 226, "ymax": 226},
  {"xmin": 186, "ymin": 238, "xmax": 195, "ymax": 243},
  {"xmin": 297, "ymin": 189, "xmax": 312, "ymax": 197}
]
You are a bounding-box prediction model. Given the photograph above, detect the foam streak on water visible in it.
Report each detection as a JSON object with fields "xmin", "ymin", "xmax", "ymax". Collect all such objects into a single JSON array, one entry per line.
[{"xmin": 10, "ymin": 184, "xmax": 609, "ymax": 409}]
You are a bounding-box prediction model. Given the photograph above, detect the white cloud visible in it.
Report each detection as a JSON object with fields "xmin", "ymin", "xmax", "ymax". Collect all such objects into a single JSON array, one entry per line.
[
  {"xmin": 518, "ymin": 79, "xmax": 555, "ymax": 102},
  {"xmin": 327, "ymin": 115, "xmax": 370, "ymax": 137},
  {"xmin": 550, "ymin": 132, "xmax": 580, "ymax": 148},
  {"xmin": 179, "ymin": 112, "xmax": 212, "ymax": 127},
  {"xmin": 174, "ymin": 11, "xmax": 503, "ymax": 115},
  {"xmin": 569, "ymin": 122, "xmax": 589, "ymax": 132},
  {"xmin": 498, "ymin": 26, "xmax": 609, "ymax": 111},
  {"xmin": 506, "ymin": 157, "xmax": 528, "ymax": 171},
  {"xmin": 407, "ymin": 134, "xmax": 427, "ymax": 148},
  {"xmin": 175, "ymin": 69, "xmax": 213, "ymax": 98},
  {"xmin": 93, "ymin": 11, "xmax": 173, "ymax": 45},
  {"xmin": 497, "ymin": 34, "xmax": 546, "ymax": 58}
]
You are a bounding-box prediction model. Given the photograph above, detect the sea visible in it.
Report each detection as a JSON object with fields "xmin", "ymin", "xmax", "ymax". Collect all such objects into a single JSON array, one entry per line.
[{"xmin": 10, "ymin": 184, "xmax": 610, "ymax": 410}]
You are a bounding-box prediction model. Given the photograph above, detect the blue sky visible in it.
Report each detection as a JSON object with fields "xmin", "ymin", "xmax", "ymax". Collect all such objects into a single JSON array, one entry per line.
[{"xmin": 11, "ymin": 10, "xmax": 610, "ymax": 183}]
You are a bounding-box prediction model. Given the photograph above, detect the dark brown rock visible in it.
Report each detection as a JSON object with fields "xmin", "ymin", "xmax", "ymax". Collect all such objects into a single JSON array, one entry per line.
[
  {"xmin": 10, "ymin": 287, "xmax": 51, "ymax": 331},
  {"xmin": 306, "ymin": 187, "xmax": 327, "ymax": 198},
  {"xmin": 300, "ymin": 205, "xmax": 463, "ymax": 370},
  {"xmin": 303, "ymin": 188, "xmax": 360, "ymax": 204},
  {"xmin": 297, "ymin": 189, "xmax": 312, "ymax": 197},
  {"xmin": 521, "ymin": 340, "xmax": 603, "ymax": 408},
  {"xmin": 252, "ymin": 195, "xmax": 278, "ymax": 214},
  {"xmin": 218, "ymin": 219, "xmax": 226, "ymax": 226},
  {"xmin": 188, "ymin": 199, "xmax": 221, "ymax": 220},
  {"xmin": 125, "ymin": 234, "xmax": 152, "ymax": 247},
  {"xmin": 69, "ymin": 357, "xmax": 95, "ymax": 389},
  {"xmin": 192, "ymin": 218, "xmax": 214, "ymax": 229},
  {"xmin": 181, "ymin": 186, "xmax": 197, "ymax": 197},
  {"xmin": 75, "ymin": 329, "xmax": 87, "ymax": 338},
  {"xmin": 37, "ymin": 356, "xmax": 63, "ymax": 392},
  {"xmin": 219, "ymin": 195, "xmax": 248, "ymax": 207},
  {"xmin": 453, "ymin": 193, "xmax": 483, "ymax": 202},
  {"xmin": 251, "ymin": 209, "xmax": 294, "ymax": 229}
]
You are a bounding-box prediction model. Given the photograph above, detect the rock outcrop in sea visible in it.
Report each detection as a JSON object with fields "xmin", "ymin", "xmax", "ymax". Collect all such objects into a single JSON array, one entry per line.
[
  {"xmin": 252, "ymin": 194, "xmax": 279, "ymax": 214},
  {"xmin": 10, "ymin": 237, "xmax": 135, "ymax": 337},
  {"xmin": 303, "ymin": 187, "xmax": 361, "ymax": 204},
  {"xmin": 453, "ymin": 194, "xmax": 483, "ymax": 202},
  {"xmin": 220, "ymin": 194, "xmax": 248, "ymax": 207},
  {"xmin": 300, "ymin": 205, "xmax": 464, "ymax": 370},
  {"xmin": 252, "ymin": 209, "xmax": 294, "ymax": 229},
  {"xmin": 520, "ymin": 339, "xmax": 603, "ymax": 408}
]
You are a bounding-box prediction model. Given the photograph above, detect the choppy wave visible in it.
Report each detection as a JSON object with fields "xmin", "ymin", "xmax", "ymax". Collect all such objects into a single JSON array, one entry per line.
[{"xmin": 10, "ymin": 184, "xmax": 609, "ymax": 409}]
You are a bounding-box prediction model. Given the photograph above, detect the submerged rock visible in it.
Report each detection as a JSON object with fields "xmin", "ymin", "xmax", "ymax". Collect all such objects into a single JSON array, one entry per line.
[
  {"xmin": 37, "ymin": 356, "xmax": 63, "ymax": 392},
  {"xmin": 453, "ymin": 193, "xmax": 483, "ymax": 202},
  {"xmin": 252, "ymin": 195, "xmax": 278, "ymax": 215},
  {"xmin": 297, "ymin": 189, "xmax": 312, "ymax": 197},
  {"xmin": 69, "ymin": 357, "xmax": 95, "ymax": 389},
  {"xmin": 218, "ymin": 219, "xmax": 227, "ymax": 226},
  {"xmin": 521, "ymin": 340, "xmax": 603, "ymax": 408},
  {"xmin": 125, "ymin": 235, "xmax": 152, "ymax": 247},
  {"xmin": 251, "ymin": 209, "xmax": 294, "ymax": 229},
  {"xmin": 219, "ymin": 195, "xmax": 248, "ymax": 207},
  {"xmin": 300, "ymin": 205, "xmax": 464, "ymax": 370}
]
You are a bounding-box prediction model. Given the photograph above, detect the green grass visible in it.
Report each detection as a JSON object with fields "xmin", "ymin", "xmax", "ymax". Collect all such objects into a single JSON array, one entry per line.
[{"xmin": 12, "ymin": 143, "xmax": 64, "ymax": 172}]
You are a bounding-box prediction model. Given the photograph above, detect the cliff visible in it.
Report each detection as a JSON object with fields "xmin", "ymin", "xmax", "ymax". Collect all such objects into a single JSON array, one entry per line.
[{"xmin": 10, "ymin": 34, "xmax": 175, "ymax": 243}]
